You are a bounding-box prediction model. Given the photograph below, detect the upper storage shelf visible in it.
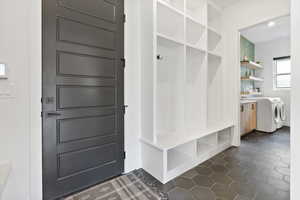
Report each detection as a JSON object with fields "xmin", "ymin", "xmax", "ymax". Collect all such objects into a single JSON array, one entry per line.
[
  {"xmin": 157, "ymin": 0, "xmax": 184, "ymax": 43},
  {"xmin": 207, "ymin": 1, "xmax": 222, "ymax": 56},
  {"xmin": 207, "ymin": 2, "xmax": 222, "ymax": 34},
  {"xmin": 186, "ymin": 17, "xmax": 206, "ymax": 50},
  {"xmin": 158, "ymin": 0, "xmax": 184, "ymax": 14},
  {"xmin": 241, "ymin": 61, "xmax": 263, "ymax": 70},
  {"xmin": 186, "ymin": 0, "xmax": 206, "ymax": 24},
  {"xmin": 208, "ymin": 29, "xmax": 222, "ymax": 53}
]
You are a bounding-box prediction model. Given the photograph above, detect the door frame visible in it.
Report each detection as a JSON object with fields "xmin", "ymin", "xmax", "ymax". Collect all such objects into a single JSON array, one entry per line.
[
  {"xmin": 236, "ymin": 14, "xmax": 291, "ymax": 146},
  {"xmin": 29, "ymin": 0, "xmax": 140, "ymax": 199}
]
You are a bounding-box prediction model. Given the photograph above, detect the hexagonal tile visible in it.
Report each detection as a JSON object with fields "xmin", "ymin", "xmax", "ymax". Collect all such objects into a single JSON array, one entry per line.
[
  {"xmin": 157, "ymin": 180, "xmax": 175, "ymax": 193},
  {"xmin": 274, "ymin": 166, "xmax": 290, "ymax": 176},
  {"xmin": 200, "ymin": 160, "xmax": 213, "ymax": 168},
  {"xmin": 283, "ymin": 175, "xmax": 290, "ymax": 184},
  {"xmin": 228, "ymin": 170, "xmax": 248, "ymax": 183},
  {"xmin": 210, "ymin": 173, "xmax": 233, "ymax": 186},
  {"xmin": 168, "ymin": 187, "xmax": 195, "ymax": 200},
  {"xmin": 192, "ymin": 175, "xmax": 214, "ymax": 187},
  {"xmin": 267, "ymin": 177, "xmax": 290, "ymax": 192},
  {"xmin": 211, "ymin": 183, "xmax": 237, "ymax": 200},
  {"xmin": 195, "ymin": 166, "xmax": 213, "ymax": 176},
  {"xmin": 211, "ymin": 164, "xmax": 228, "ymax": 173},
  {"xmin": 276, "ymin": 190, "xmax": 290, "ymax": 200},
  {"xmin": 174, "ymin": 177, "xmax": 195, "ymax": 190},
  {"xmin": 181, "ymin": 169, "xmax": 198, "ymax": 179},
  {"xmin": 191, "ymin": 186, "xmax": 215, "ymax": 200},
  {"xmin": 229, "ymin": 182, "xmax": 256, "ymax": 199},
  {"xmin": 234, "ymin": 195, "xmax": 251, "ymax": 200}
]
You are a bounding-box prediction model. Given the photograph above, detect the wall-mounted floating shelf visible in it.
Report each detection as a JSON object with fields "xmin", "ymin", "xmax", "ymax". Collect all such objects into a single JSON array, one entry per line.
[
  {"xmin": 140, "ymin": 0, "xmax": 234, "ymax": 184},
  {"xmin": 241, "ymin": 92, "xmax": 263, "ymax": 98},
  {"xmin": 241, "ymin": 76, "xmax": 264, "ymax": 82},
  {"xmin": 241, "ymin": 61, "xmax": 263, "ymax": 70}
]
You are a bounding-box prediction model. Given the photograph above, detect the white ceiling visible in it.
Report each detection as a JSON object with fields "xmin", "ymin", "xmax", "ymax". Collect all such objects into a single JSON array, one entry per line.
[
  {"xmin": 241, "ymin": 16, "xmax": 290, "ymax": 44},
  {"xmin": 211, "ymin": 0, "xmax": 242, "ymax": 8}
]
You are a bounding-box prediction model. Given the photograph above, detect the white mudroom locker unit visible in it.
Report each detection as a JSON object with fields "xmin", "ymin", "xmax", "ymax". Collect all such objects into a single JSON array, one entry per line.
[{"xmin": 139, "ymin": 0, "xmax": 236, "ymax": 183}]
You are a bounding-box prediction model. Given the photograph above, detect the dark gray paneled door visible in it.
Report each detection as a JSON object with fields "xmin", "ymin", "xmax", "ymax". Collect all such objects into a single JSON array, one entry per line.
[{"xmin": 42, "ymin": 0, "xmax": 124, "ymax": 199}]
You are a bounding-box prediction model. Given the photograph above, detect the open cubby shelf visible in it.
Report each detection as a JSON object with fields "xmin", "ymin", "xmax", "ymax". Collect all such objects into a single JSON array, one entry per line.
[
  {"xmin": 167, "ymin": 141, "xmax": 196, "ymax": 171},
  {"xmin": 186, "ymin": 0, "xmax": 206, "ymax": 24},
  {"xmin": 185, "ymin": 47, "xmax": 206, "ymax": 133},
  {"xmin": 208, "ymin": 29, "xmax": 222, "ymax": 53},
  {"xmin": 207, "ymin": 52, "xmax": 223, "ymax": 128},
  {"xmin": 208, "ymin": 2, "xmax": 222, "ymax": 33},
  {"xmin": 141, "ymin": 126, "xmax": 233, "ymax": 183},
  {"xmin": 156, "ymin": 36, "xmax": 184, "ymax": 137},
  {"xmin": 157, "ymin": 1, "xmax": 184, "ymax": 42},
  {"xmin": 186, "ymin": 17, "xmax": 206, "ymax": 50},
  {"xmin": 158, "ymin": 0, "xmax": 184, "ymax": 14},
  {"xmin": 140, "ymin": 0, "xmax": 233, "ymax": 184}
]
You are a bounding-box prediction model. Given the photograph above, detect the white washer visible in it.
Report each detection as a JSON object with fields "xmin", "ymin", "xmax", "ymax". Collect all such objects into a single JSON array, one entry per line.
[{"xmin": 241, "ymin": 97, "xmax": 287, "ymax": 133}]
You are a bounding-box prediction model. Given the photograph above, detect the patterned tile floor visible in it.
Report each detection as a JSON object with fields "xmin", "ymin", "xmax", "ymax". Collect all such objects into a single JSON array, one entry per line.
[{"xmin": 155, "ymin": 127, "xmax": 290, "ymax": 200}]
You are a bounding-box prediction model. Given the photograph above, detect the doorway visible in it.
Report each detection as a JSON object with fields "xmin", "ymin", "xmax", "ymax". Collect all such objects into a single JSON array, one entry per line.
[
  {"xmin": 239, "ymin": 15, "xmax": 291, "ymax": 136},
  {"xmin": 42, "ymin": 0, "xmax": 125, "ymax": 199},
  {"xmin": 237, "ymin": 15, "xmax": 291, "ymax": 199}
]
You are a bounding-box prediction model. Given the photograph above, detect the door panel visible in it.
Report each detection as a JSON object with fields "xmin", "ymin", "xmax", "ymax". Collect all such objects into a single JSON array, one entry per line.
[
  {"xmin": 58, "ymin": 0, "xmax": 117, "ymax": 22},
  {"xmin": 57, "ymin": 17, "xmax": 116, "ymax": 50},
  {"xmin": 58, "ymin": 115, "xmax": 116, "ymax": 143},
  {"xmin": 57, "ymin": 86, "xmax": 115, "ymax": 108},
  {"xmin": 58, "ymin": 143, "xmax": 117, "ymax": 178},
  {"xmin": 58, "ymin": 52, "xmax": 115, "ymax": 78},
  {"xmin": 42, "ymin": 0, "xmax": 124, "ymax": 199}
]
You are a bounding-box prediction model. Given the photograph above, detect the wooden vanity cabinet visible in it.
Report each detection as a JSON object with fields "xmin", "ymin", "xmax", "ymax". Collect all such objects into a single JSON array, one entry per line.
[{"xmin": 240, "ymin": 103, "xmax": 257, "ymax": 136}]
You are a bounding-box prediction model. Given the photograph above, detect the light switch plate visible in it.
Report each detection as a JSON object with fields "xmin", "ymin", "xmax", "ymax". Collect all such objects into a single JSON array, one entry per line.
[{"xmin": 0, "ymin": 63, "xmax": 8, "ymax": 79}]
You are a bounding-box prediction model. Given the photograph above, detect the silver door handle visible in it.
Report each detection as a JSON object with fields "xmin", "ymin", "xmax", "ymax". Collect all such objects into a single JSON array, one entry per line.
[{"xmin": 46, "ymin": 112, "xmax": 61, "ymax": 117}]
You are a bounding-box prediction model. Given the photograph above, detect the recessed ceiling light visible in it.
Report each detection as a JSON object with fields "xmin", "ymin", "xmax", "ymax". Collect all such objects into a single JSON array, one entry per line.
[{"xmin": 268, "ymin": 21, "xmax": 276, "ymax": 27}]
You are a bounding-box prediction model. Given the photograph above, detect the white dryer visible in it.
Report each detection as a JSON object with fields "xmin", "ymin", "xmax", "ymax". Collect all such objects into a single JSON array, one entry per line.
[{"xmin": 255, "ymin": 98, "xmax": 280, "ymax": 132}]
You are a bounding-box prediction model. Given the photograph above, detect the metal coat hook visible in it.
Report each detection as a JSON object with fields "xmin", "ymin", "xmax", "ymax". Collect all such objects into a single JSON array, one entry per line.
[{"xmin": 157, "ymin": 54, "xmax": 164, "ymax": 60}]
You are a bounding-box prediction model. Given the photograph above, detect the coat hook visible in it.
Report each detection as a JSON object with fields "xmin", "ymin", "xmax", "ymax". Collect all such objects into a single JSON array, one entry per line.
[{"xmin": 157, "ymin": 54, "xmax": 164, "ymax": 60}]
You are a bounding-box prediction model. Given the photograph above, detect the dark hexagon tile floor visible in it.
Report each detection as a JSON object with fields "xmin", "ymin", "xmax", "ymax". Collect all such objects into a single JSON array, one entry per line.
[{"xmin": 157, "ymin": 127, "xmax": 290, "ymax": 200}]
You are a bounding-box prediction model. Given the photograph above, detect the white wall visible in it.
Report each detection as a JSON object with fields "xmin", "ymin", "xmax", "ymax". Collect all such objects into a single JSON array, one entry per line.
[
  {"xmin": 291, "ymin": 0, "xmax": 300, "ymax": 198},
  {"xmin": 0, "ymin": 0, "xmax": 141, "ymax": 199},
  {"xmin": 0, "ymin": 0, "xmax": 31, "ymax": 199},
  {"xmin": 222, "ymin": 0, "xmax": 290, "ymax": 146},
  {"xmin": 255, "ymin": 37, "xmax": 291, "ymax": 126},
  {"xmin": 124, "ymin": 0, "xmax": 141, "ymax": 173}
]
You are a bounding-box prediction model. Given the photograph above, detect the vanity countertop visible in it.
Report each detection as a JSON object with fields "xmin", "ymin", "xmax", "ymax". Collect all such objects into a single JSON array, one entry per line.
[{"xmin": 240, "ymin": 99, "xmax": 257, "ymax": 104}]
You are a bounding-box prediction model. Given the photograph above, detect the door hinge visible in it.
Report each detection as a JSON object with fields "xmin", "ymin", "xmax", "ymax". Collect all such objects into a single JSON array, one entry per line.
[
  {"xmin": 121, "ymin": 58, "xmax": 126, "ymax": 68},
  {"xmin": 123, "ymin": 151, "xmax": 126, "ymax": 159},
  {"xmin": 123, "ymin": 14, "xmax": 126, "ymax": 23},
  {"xmin": 122, "ymin": 105, "xmax": 128, "ymax": 114},
  {"xmin": 42, "ymin": 97, "xmax": 55, "ymax": 104}
]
